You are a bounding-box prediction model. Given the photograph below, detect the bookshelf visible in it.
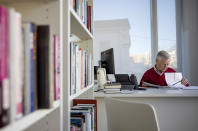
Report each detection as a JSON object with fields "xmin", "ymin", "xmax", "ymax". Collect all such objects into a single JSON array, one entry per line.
[
  {"xmin": 70, "ymin": 84, "xmax": 94, "ymax": 100},
  {"xmin": 0, "ymin": 0, "xmax": 94, "ymax": 131},
  {"xmin": 63, "ymin": 0, "xmax": 94, "ymax": 130},
  {"xmin": 70, "ymin": 9, "xmax": 93, "ymax": 40},
  {"xmin": 2, "ymin": 101, "xmax": 60, "ymax": 131}
]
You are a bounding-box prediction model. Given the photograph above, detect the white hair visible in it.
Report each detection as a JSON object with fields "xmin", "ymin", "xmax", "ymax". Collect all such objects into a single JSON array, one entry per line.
[{"xmin": 156, "ymin": 50, "xmax": 170, "ymax": 60}]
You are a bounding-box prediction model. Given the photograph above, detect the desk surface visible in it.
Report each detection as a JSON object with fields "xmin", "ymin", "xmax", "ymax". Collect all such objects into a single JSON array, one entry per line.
[{"xmin": 94, "ymin": 88, "xmax": 198, "ymax": 98}]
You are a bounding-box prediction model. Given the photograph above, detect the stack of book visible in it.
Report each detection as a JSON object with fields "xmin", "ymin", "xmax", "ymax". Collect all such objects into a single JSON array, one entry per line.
[
  {"xmin": 0, "ymin": 6, "xmax": 60, "ymax": 128},
  {"xmin": 70, "ymin": 42, "xmax": 93, "ymax": 96},
  {"xmin": 71, "ymin": 99, "xmax": 97, "ymax": 131},
  {"xmin": 104, "ymin": 83, "xmax": 121, "ymax": 94}
]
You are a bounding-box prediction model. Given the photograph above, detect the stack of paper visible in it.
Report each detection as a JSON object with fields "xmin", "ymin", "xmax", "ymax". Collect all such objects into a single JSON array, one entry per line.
[{"xmin": 165, "ymin": 72, "xmax": 185, "ymax": 88}]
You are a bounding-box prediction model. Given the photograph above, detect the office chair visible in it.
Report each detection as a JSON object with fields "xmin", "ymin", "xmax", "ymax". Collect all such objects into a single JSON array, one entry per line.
[{"xmin": 104, "ymin": 97, "xmax": 160, "ymax": 131}]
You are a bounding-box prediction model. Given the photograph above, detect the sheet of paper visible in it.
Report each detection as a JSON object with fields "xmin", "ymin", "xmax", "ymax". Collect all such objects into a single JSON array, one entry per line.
[
  {"xmin": 143, "ymin": 82, "xmax": 169, "ymax": 88},
  {"xmin": 107, "ymin": 74, "xmax": 116, "ymax": 83},
  {"xmin": 182, "ymin": 86, "xmax": 198, "ymax": 90},
  {"xmin": 165, "ymin": 72, "xmax": 184, "ymax": 88}
]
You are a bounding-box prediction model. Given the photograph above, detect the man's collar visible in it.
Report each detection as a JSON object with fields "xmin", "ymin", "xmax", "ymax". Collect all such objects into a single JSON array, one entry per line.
[{"xmin": 154, "ymin": 65, "xmax": 164, "ymax": 76}]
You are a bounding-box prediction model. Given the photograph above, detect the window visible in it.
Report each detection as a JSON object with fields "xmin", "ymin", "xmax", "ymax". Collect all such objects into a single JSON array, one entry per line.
[
  {"xmin": 94, "ymin": 0, "xmax": 177, "ymax": 82},
  {"xmin": 157, "ymin": 0, "xmax": 177, "ymax": 68}
]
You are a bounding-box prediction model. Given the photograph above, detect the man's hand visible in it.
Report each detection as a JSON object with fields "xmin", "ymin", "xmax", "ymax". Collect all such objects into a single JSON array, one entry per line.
[
  {"xmin": 181, "ymin": 77, "xmax": 189, "ymax": 86},
  {"xmin": 142, "ymin": 82, "xmax": 148, "ymax": 87}
]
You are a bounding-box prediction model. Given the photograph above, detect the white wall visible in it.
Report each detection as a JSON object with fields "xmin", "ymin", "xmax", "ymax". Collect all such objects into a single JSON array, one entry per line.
[
  {"xmin": 94, "ymin": 19, "xmax": 148, "ymax": 82},
  {"xmin": 176, "ymin": 0, "xmax": 198, "ymax": 85}
]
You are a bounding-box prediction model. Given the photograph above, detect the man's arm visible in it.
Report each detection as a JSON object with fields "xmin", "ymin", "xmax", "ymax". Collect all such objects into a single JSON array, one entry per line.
[{"xmin": 139, "ymin": 72, "xmax": 149, "ymax": 87}]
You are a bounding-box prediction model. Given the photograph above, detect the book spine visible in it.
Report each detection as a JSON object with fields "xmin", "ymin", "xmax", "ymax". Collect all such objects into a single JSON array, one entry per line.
[
  {"xmin": 83, "ymin": 51, "xmax": 85, "ymax": 88},
  {"xmin": 76, "ymin": 0, "xmax": 79, "ymax": 16},
  {"xmin": 54, "ymin": 35, "xmax": 60, "ymax": 100},
  {"xmin": 54, "ymin": 35, "xmax": 57, "ymax": 99},
  {"xmin": 82, "ymin": 0, "xmax": 84, "ymax": 23},
  {"xmin": 70, "ymin": 42, "xmax": 76, "ymax": 95},
  {"xmin": 80, "ymin": 48, "xmax": 83, "ymax": 89},
  {"xmin": 33, "ymin": 24, "xmax": 38, "ymax": 111},
  {"xmin": 22, "ymin": 23, "xmax": 31, "ymax": 116},
  {"xmin": 0, "ymin": 6, "xmax": 9, "ymax": 128},
  {"xmin": 37, "ymin": 25, "xmax": 51, "ymax": 108},
  {"xmin": 30, "ymin": 23, "xmax": 34, "ymax": 113},
  {"xmin": 91, "ymin": 5, "xmax": 93, "ymax": 34},
  {"xmin": 74, "ymin": 44, "xmax": 77, "ymax": 94},
  {"xmin": 87, "ymin": 6, "xmax": 91, "ymax": 31},
  {"xmin": 15, "ymin": 12, "xmax": 23, "ymax": 119},
  {"xmin": 70, "ymin": 43, "xmax": 72, "ymax": 96}
]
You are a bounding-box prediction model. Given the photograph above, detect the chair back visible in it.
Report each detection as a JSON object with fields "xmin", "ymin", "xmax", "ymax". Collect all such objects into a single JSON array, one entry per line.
[{"xmin": 104, "ymin": 97, "xmax": 160, "ymax": 131}]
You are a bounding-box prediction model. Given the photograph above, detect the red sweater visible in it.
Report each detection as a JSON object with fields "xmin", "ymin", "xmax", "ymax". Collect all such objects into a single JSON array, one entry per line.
[{"xmin": 139, "ymin": 67, "xmax": 176, "ymax": 87}]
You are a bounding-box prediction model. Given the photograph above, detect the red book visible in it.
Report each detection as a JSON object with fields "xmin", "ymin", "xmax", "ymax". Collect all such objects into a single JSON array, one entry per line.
[
  {"xmin": 73, "ymin": 99, "xmax": 97, "ymax": 131},
  {"xmin": 87, "ymin": 6, "xmax": 91, "ymax": 31},
  {"xmin": 0, "ymin": 6, "xmax": 9, "ymax": 128}
]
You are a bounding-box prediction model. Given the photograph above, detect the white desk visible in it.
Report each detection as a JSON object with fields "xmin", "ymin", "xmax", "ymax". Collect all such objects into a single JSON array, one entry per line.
[{"xmin": 94, "ymin": 88, "xmax": 198, "ymax": 131}]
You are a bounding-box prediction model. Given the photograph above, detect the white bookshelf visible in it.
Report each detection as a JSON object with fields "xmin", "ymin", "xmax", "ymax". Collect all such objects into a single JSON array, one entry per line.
[
  {"xmin": 70, "ymin": 9, "xmax": 93, "ymax": 40},
  {"xmin": 70, "ymin": 84, "xmax": 94, "ymax": 100},
  {"xmin": 2, "ymin": 101, "xmax": 60, "ymax": 131},
  {"xmin": 0, "ymin": 0, "xmax": 94, "ymax": 131},
  {"xmin": 63, "ymin": 0, "xmax": 94, "ymax": 131}
]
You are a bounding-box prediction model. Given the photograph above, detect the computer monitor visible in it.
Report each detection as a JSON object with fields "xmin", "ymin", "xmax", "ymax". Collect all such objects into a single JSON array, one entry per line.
[{"xmin": 101, "ymin": 48, "xmax": 115, "ymax": 74}]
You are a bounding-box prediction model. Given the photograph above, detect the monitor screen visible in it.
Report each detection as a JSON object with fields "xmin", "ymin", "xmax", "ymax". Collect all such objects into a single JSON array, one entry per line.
[{"xmin": 101, "ymin": 48, "xmax": 115, "ymax": 74}]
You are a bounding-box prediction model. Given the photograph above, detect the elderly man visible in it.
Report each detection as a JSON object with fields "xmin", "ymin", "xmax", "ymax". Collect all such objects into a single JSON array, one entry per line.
[{"xmin": 140, "ymin": 50, "xmax": 189, "ymax": 87}]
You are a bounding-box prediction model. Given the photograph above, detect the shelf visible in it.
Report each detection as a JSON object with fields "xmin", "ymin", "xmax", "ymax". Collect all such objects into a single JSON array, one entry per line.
[
  {"xmin": 0, "ymin": 0, "xmax": 57, "ymax": 3},
  {"xmin": 70, "ymin": 9, "xmax": 93, "ymax": 40},
  {"xmin": 1, "ymin": 101, "xmax": 60, "ymax": 131},
  {"xmin": 70, "ymin": 84, "xmax": 94, "ymax": 100}
]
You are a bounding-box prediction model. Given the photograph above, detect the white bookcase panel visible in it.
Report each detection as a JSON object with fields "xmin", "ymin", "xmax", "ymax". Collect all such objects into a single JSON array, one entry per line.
[
  {"xmin": 2, "ymin": 101, "xmax": 60, "ymax": 131},
  {"xmin": 0, "ymin": 0, "xmax": 94, "ymax": 130}
]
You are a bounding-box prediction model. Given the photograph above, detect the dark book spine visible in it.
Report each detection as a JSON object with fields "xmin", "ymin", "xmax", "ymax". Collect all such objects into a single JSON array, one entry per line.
[{"xmin": 37, "ymin": 26, "xmax": 50, "ymax": 108}]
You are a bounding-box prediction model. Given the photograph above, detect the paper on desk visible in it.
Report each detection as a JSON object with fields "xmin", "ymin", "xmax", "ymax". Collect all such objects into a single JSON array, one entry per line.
[
  {"xmin": 165, "ymin": 72, "xmax": 185, "ymax": 88},
  {"xmin": 182, "ymin": 86, "xmax": 198, "ymax": 90}
]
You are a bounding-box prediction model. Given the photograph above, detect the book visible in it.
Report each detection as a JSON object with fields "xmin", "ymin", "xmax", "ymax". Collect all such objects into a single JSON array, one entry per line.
[
  {"xmin": 9, "ymin": 8, "xmax": 25, "ymax": 122},
  {"xmin": 9, "ymin": 8, "xmax": 16, "ymax": 123},
  {"xmin": 80, "ymin": 48, "xmax": 83, "ymax": 90},
  {"xmin": 22, "ymin": 23, "xmax": 32, "ymax": 115},
  {"xmin": 33, "ymin": 24, "xmax": 38, "ymax": 111},
  {"xmin": 37, "ymin": 25, "xmax": 54, "ymax": 108},
  {"xmin": 30, "ymin": 23, "xmax": 34, "ymax": 113},
  {"xmin": 0, "ymin": 6, "xmax": 9, "ymax": 128},
  {"xmin": 71, "ymin": 116, "xmax": 86, "ymax": 131},
  {"xmin": 72, "ymin": 0, "xmax": 92, "ymax": 33},
  {"xmin": 182, "ymin": 86, "xmax": 198, "ymax": 90},
  {"xmin": 70, "ymin": 41, "xmax": 93, "ymax": 95},
  {"xmin": 104, "ymin": 83, "xmax": 121, "ymax": 89},
  {"xmin": 54, "ymin": 35, "xmax": 60, "ymax": 100},
  {"xmin": 104, "ymin": 88, "xmax": 120, "ymax": 92},
  {"xmin": 70, "ymin": 43, "xmax": 76, "ymax": 95},
  {"xmin": 73, "ymin": 99, "xmax": 97, "ymax": 131},
  {"xmin": 15, "ymin": 12, "xmax": 23, "ymax": 119},
  {"xmin": 71, "ymin": 117, "xmax": 84, "ymax": 131}
]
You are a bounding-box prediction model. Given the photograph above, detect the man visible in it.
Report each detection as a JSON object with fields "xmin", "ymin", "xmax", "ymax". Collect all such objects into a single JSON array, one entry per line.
[{"xmin": 140, "ymin": 50, "xmax": 189, "ymax": 87}]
